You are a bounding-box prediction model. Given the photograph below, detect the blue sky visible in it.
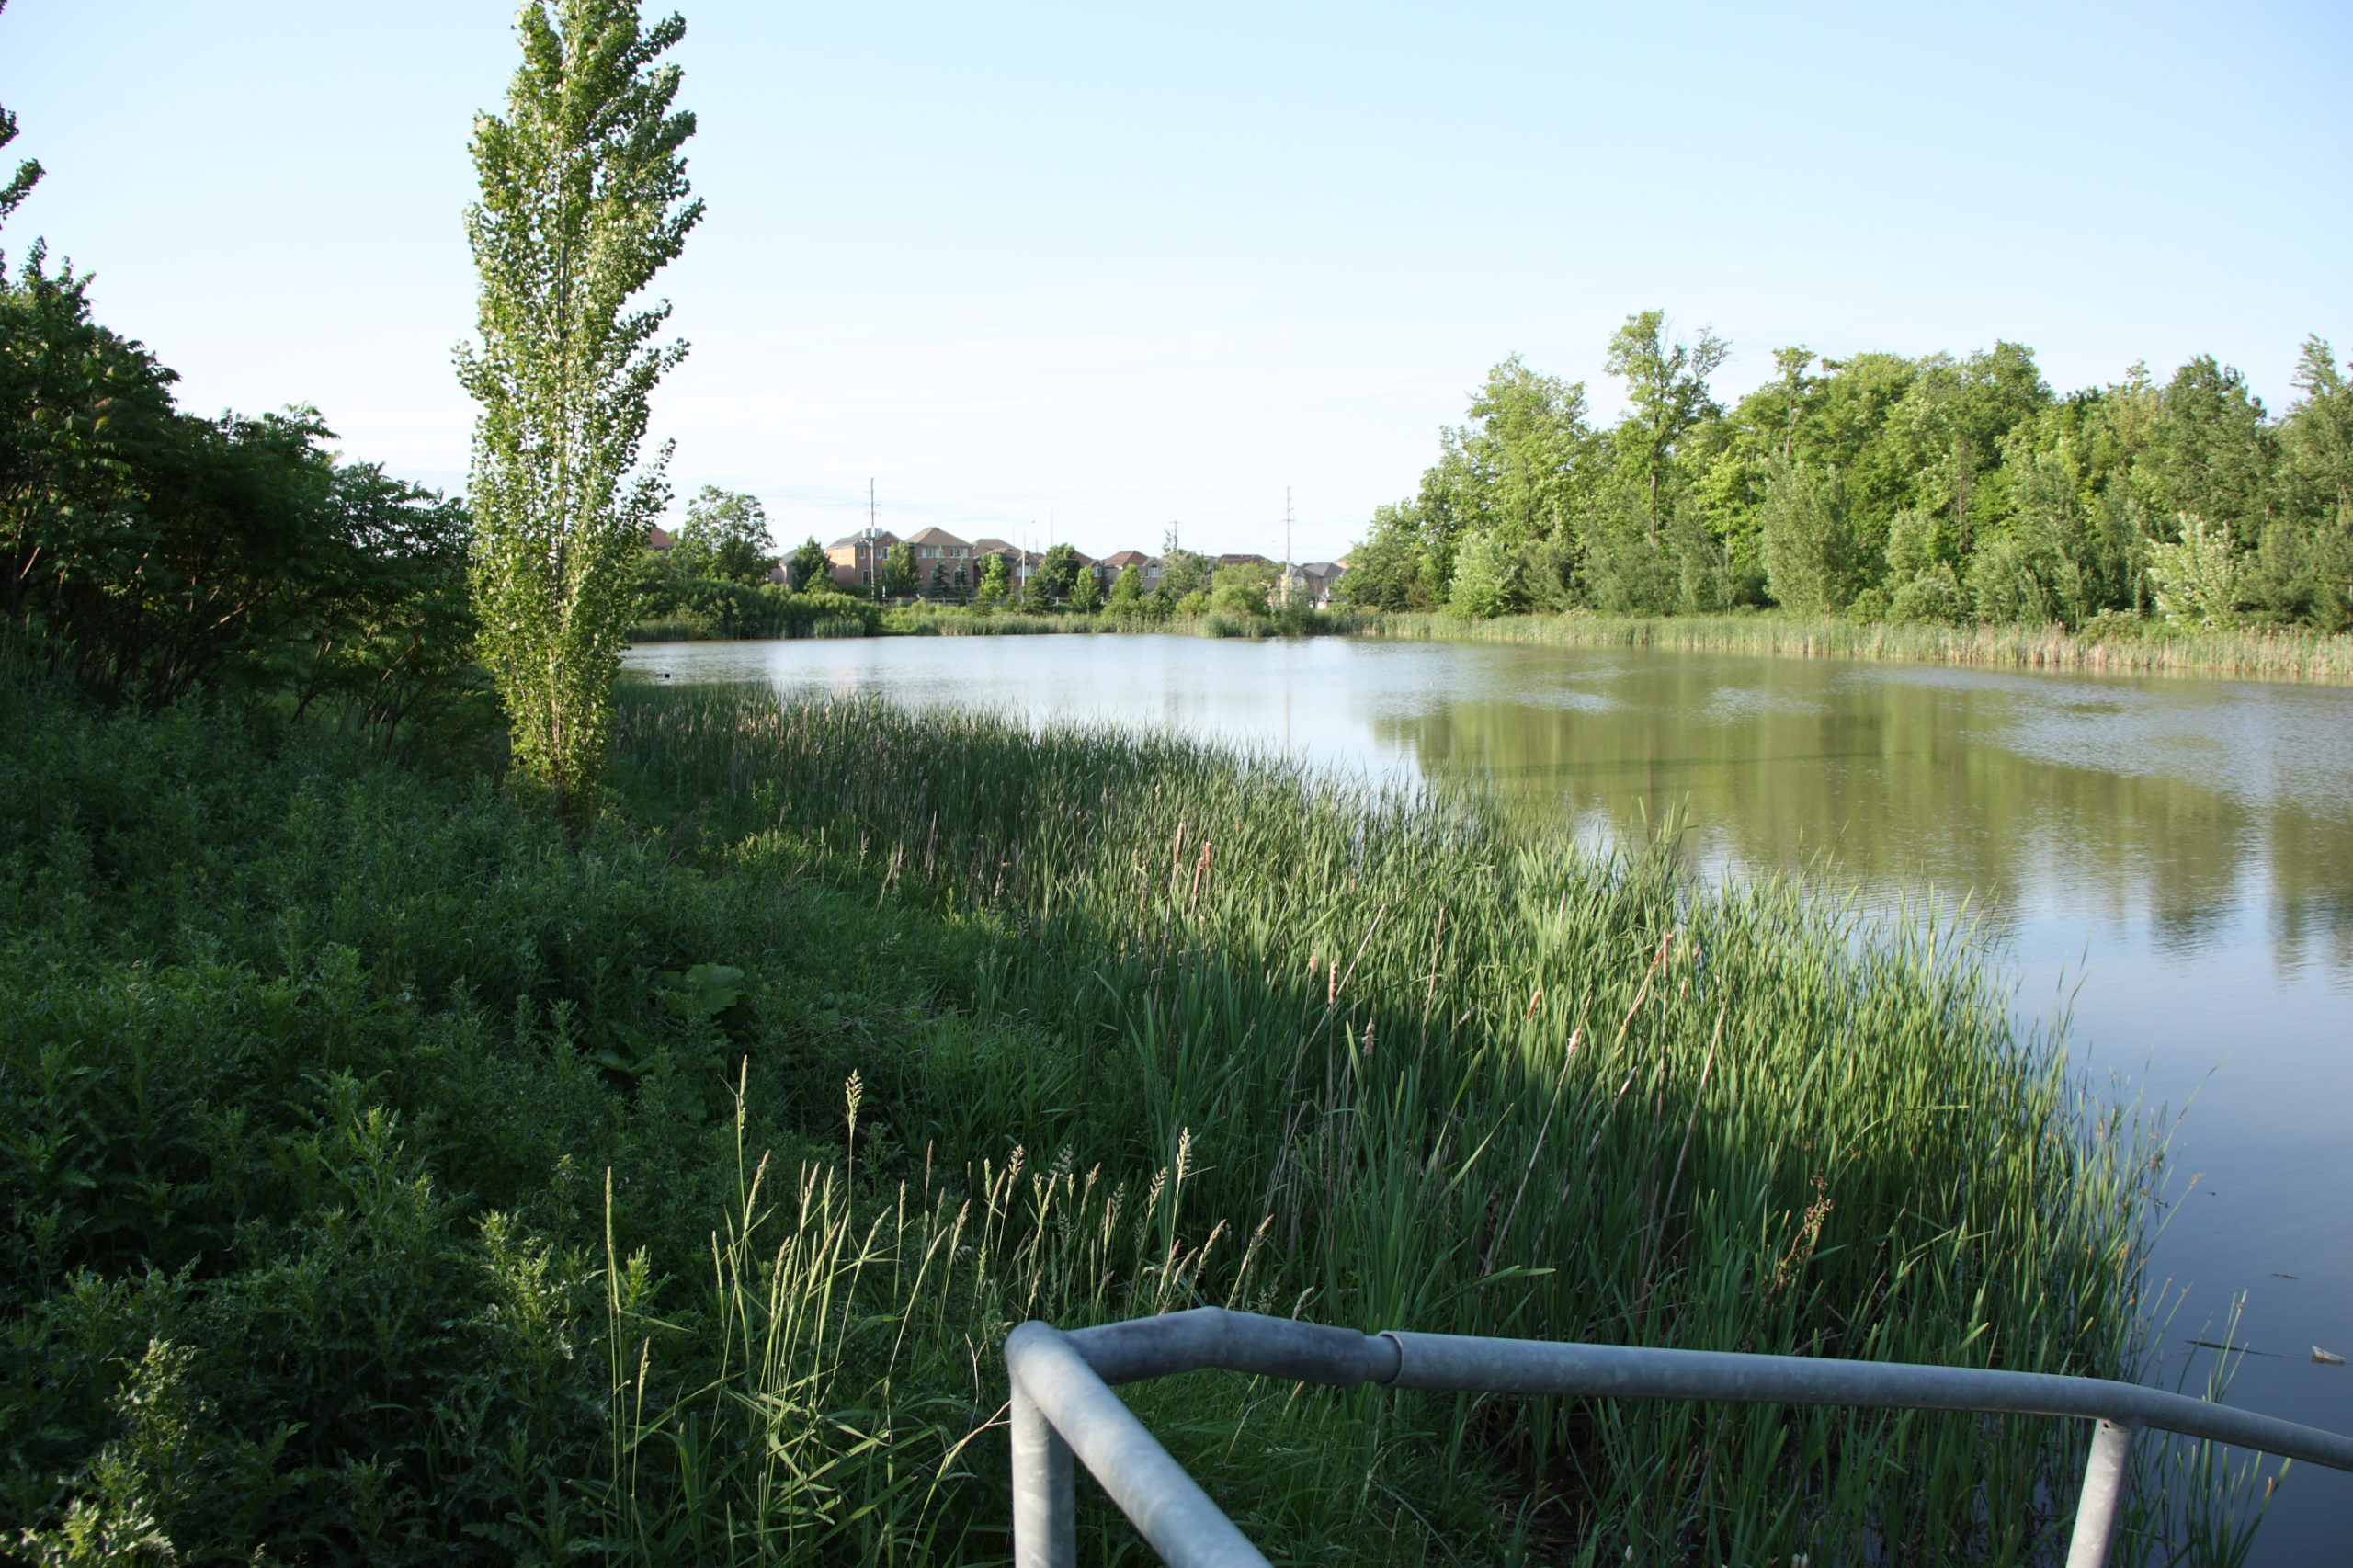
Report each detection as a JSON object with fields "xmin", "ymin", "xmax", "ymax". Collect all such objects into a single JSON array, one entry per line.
[{"xmin": 4, "ymin": 0, "xmax": 2347, "ymax": 561}]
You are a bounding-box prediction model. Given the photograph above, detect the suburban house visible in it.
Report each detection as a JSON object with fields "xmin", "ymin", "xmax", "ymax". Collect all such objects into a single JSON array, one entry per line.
[
  {"xmin": 645, "ymin": 525, "xmax": 676, "ymax": 554},
  {"xmin": 796, "ymin": 526, "xmax": 1324, "ymax": 603},
  {"xmin": 967, "ymin": 538, "xmax": 1034, "ymax": 588},
  {"xmin": 1097, "ymin": 548, "xmax": 1157, "ymax": 591},
  {"xmin": 903, "ymin": 527, "xmax": 981, "ymax": 593},
  {"xmin": 1290, "ymin": 562, "xmax": 1348, "ymax": 608},
  {"xmin": 824, "ymin": 530, "xmax": 899, "ymax": 589}
]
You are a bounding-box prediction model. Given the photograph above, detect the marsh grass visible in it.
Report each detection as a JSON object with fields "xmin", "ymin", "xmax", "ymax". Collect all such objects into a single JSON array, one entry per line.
[
  {"xmin": 1360, "ymin": 610, "xmax": 2353, "ymax": 686},
  {"xmin": 0, "ymin": 663, "xmax": 2260, "ymax": 1564},
  {"xmin": 629, "ymin": 614, "xmax": 871, "ymax": 643},
  {"xmin": 606, "ymin": 683, "xmax": 2240, "ymax": 1562}
]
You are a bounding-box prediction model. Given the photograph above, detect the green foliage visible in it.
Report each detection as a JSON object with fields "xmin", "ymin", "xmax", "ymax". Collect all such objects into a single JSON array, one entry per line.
[
  {"xmin": 2149, "ymin": 515, "xmax": 2240, "ymax": 627},
  {"xmin": 458, "ymin": 0, "xmax": 702, "ymax": 814},
  {"xmin": 670, "ymin": 485, "xmax": 772, "ymax": 584},
  {"xmin": 1444, "ymin": 528, "xmax": 1528, "ymax": 618},
  {"xmin": 974, "ymin": 551, "xmax": 1009, "ymax": 606},
  {"xmin": 607, "ymin": 686, "xmax": 2191, "ymax": 1563},
  {"xmin": 1355, "ymin": 319, "xmax": 2351, "ymax": 632},
  {"xmin": 880, "ymin": 540, "xmax": 916, "ymax": 598},
  {"xmin": 1362, "ymin": 607, "xmax": 2353, "ymax": 684},
  {"xmin": 1155, "ymin": 532, "xmax": 1213, "ymax": 603},
  {"xmin": 1035, "ymin": 541, "xmax": 1082, "ymax": 605},
  {"xmin": 1759, "ymin": 460, "xmax": 1866, "ymax": 612},
  {"xmin": 1603, "ymin": 310, "xmax": 1728, "ymax": 509},
  {"xmin": 1106, "ymin": 562, "xmax": 1144, "ymax": 612},
  {"xmin": 1207, "ymin": 559, "xmax": 1272, "ymax": 617},
  {"xmin": 628, "ymin": 570, "xmax": 877, "ymax": 640},
  {"xmin": 1067, "ymin": 561, "xmax": 1103, "ymax": 613},
  {"xmin": 2, "ymin": 658, "xmax": 2260, "ymax": 1560},
  {"xmin": 0, "ymin": 259, "xmax": 483, "ymax": 746},
  {"xmin": 1333, "ymin": 500, "xmax": 1442, "ymax": 610},
  {"xmin": 785, "ymin": 534, "xmax": 830, "ymax": 592}
]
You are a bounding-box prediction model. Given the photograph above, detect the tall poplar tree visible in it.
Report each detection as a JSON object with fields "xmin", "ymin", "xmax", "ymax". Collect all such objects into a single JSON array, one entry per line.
[{"xmin": 459, "ymin": 1, "xmax": 700, "ymax": 813}]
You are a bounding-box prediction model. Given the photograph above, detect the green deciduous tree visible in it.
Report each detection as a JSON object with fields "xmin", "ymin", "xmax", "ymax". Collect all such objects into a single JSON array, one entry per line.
[
  {"xmin": 1155, "ymin": 533, "xmax": 1212, "ymax": 603},
  {"xmin": 1759, "ymin": 460, "xmax": 1865, "ymax": 613},
  {"xmin": 881, "ymin": 540, "xmax": 917, "ymax": 598},
  {"xmin": 1355, "ymin": 318, "xmax": 2352, "ymax": 632},
  {"xmin": 1106, "ymin": 563, "xmax": 1143, "ymax": 613},
  {"xmin": 672, "ymin": 484, "xmax": 771, "ymax": 583},
  {"xmin": 1035, "ymin": 542, "xmax": 1082, "ymax": 606},
  {"xmin": 1446, "ymin": 529, "xmax": 1527, "ymax": 619},
  {"xmin": 1068, "ymin": 563, "xmax": 1103, "ymax": 613},
  {"xmin": 2, "ymin": 257, "xmax": 479, "ymax": 731},
  {"xmin": 1604, "ymin": 311, "xmax": 1727, "ymax": 516},
  {"xmin": 458, "ymin": 0, "xmax": 701, "ymax": 815},
  {"xmin": 1208, "ymin": 560, "xmax": 1272, "ymax": 616},
  {"xmin": 2248, "ymin": 338, "xmax": 2353, "ymax": 629},
  {"xmin": 975, "ymin": 551, "xmax": 1008, "ymax": 606},
  {"xmin": 2149, "ymin": 515, "xmax": 2239, "ymax": 627},
  {"xmin": 787, "ymin": 534, "xmax": 829, "ymax": 592}
]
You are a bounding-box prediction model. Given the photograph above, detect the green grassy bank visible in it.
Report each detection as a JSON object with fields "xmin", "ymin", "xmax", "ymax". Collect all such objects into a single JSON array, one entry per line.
[
  {"xmin": 2, "ymin": 670, "xmax": 2234, "ymax": 1564},
  {"xmin": 653, "ymin": 598, "xmax": 2353, "ymax": 688},
  {"xmin": 875, "ymin": 604, "xmax": 1373, "ymax": 639},
  {"xmin": 1357, "ymin": 610, "xmax": 2353, "ymax": 685}
]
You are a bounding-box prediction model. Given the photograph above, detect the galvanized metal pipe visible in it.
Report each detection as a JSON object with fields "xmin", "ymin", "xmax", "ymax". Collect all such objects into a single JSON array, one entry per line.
[
  {"xmin": 1011, "ymin": 1378, "xmax": 1076, "ymax": 1568},
  {"xmin": 2064, "ymin": 1419, "xmax": 2137, "ymax": 1568},
  {"xmin": 1378, "ymin": 1328, "xmax": 2353, "ymax": 1471},
  {"xmin": 1064, "ymin": 1305, "xmax": 1398, "ymax": 1388},
  {"xmin": 1007, "ymin": 1309, "xmax": 2353, "ymax": 1567},
  {"xmin": 1006, "ymin": 1321, "xmax": 1275, "ymax": 1568}
]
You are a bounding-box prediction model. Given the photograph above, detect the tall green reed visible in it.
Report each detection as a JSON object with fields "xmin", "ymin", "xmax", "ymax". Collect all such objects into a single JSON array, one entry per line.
[
  {"xmin": 1358, "ymin": 610, "xmax": 2353, "ymax": 686},
  {"xmin": 606, "ymin": 684, "xmax": 2186, "ymax": 1562}
]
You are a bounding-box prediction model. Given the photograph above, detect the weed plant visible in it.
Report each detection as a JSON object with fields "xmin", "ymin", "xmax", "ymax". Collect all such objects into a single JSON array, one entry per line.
[
  {"xmin": 0, "ymin": 667, "xmax": 2239, "ymax": 1563},
  {"xmin": 1361, "ymin": 610, "xmax": 2353, "ymax": 686}
]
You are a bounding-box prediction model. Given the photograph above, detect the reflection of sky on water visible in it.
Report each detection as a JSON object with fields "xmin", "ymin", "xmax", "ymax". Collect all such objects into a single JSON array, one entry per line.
[{"xmin": 628, "ymin": 632, "xmax": 2353, "ymax": 1560}]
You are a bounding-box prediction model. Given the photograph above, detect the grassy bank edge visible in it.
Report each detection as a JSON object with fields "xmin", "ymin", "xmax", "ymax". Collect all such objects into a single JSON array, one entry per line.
[
  {"xmin": 1349, "ymin": 611, "xmax": 2353, "ymax": 685},
  {"xmin": 639, "ymin": 604, "xmax": 2353, "ymax": 685}
]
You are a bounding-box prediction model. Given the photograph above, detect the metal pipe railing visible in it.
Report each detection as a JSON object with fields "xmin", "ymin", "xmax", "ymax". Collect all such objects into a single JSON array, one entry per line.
[{"xmin": 1005, "ymin": 1306, "xmax": 2353, "ymax": 1568}]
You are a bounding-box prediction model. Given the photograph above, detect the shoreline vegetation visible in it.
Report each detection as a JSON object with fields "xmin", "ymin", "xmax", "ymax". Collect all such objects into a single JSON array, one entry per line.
[
  {"xmin": 7, "ymin": 667, "xmax": 2256, "ymax": 1562},
  {"xmin": 630, "ymin": 599, "xmax": 2353, "ymax": 686},
  {"xmin": 1357, "ymin": 609, "xmax": 2353, "ymax": 684}
]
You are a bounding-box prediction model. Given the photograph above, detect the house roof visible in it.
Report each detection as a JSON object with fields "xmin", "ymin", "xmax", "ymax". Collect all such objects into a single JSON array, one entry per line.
[
  {"xmin": 646, "ymin": 526, "xmax": 676, "ymax": 551},
  {"xmin": 826, "ymin": 531, "xmax": 900, "ymax": 551},
  {"xmin": 1217, "ymin": 552, "xmax": 1275, "ymax": 568},
  {"xmin": 968, "ymin": 537, "xmax": 1018, "ymax": 555},
  {"xmin": 902, "ymin": 526, "xmax": 970, "ymax": 548},
  {"xmin": 1099, "ymin": 549, "xmax": 1155, "ymax": 569}
]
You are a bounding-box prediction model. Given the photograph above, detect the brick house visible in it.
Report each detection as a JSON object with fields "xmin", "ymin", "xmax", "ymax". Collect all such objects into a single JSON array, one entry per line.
[
  {"xmin": 903, "ymin": 527, "xmax": 980, "ymax": 595},
  {"xmin": 824, "ymin": 531, "xmax": 898, "ymax": 590},
  {"xmin": 1097, "ymin": 548, "xmax": 1156, "ymax": 592}
]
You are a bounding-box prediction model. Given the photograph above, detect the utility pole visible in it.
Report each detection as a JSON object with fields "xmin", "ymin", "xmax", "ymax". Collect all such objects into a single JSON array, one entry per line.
[{"xmin": 1283, "ymin": 486, "xmax": 1294, "ymax": 607}]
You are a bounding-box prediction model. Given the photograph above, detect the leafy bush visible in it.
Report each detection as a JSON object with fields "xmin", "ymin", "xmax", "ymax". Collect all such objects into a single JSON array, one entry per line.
[{"xmin": 0, "ymin": 257, "xmax": 481, "ymax": 742}]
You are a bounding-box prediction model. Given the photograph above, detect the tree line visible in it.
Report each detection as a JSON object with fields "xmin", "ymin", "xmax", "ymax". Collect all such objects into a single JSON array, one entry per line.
[
  {"xmin": 1338, "ymin": 312, "xmax": 2353, "ymax": 632},
  {"xmin": 0, "ymin": 251, "xmax": 483, "ymax": 747}
]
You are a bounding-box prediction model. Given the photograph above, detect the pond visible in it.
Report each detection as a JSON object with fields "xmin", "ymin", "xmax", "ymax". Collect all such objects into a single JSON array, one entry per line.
[{"xmin": 624, "ymin": 631, "xmax": 2353, "ymax": 1558}]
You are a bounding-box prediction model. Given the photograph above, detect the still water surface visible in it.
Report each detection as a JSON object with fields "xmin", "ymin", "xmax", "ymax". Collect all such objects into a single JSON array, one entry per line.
[{"xmin": 626, "ymin": 632, "xmax": 2353, "ymax": 1559}]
